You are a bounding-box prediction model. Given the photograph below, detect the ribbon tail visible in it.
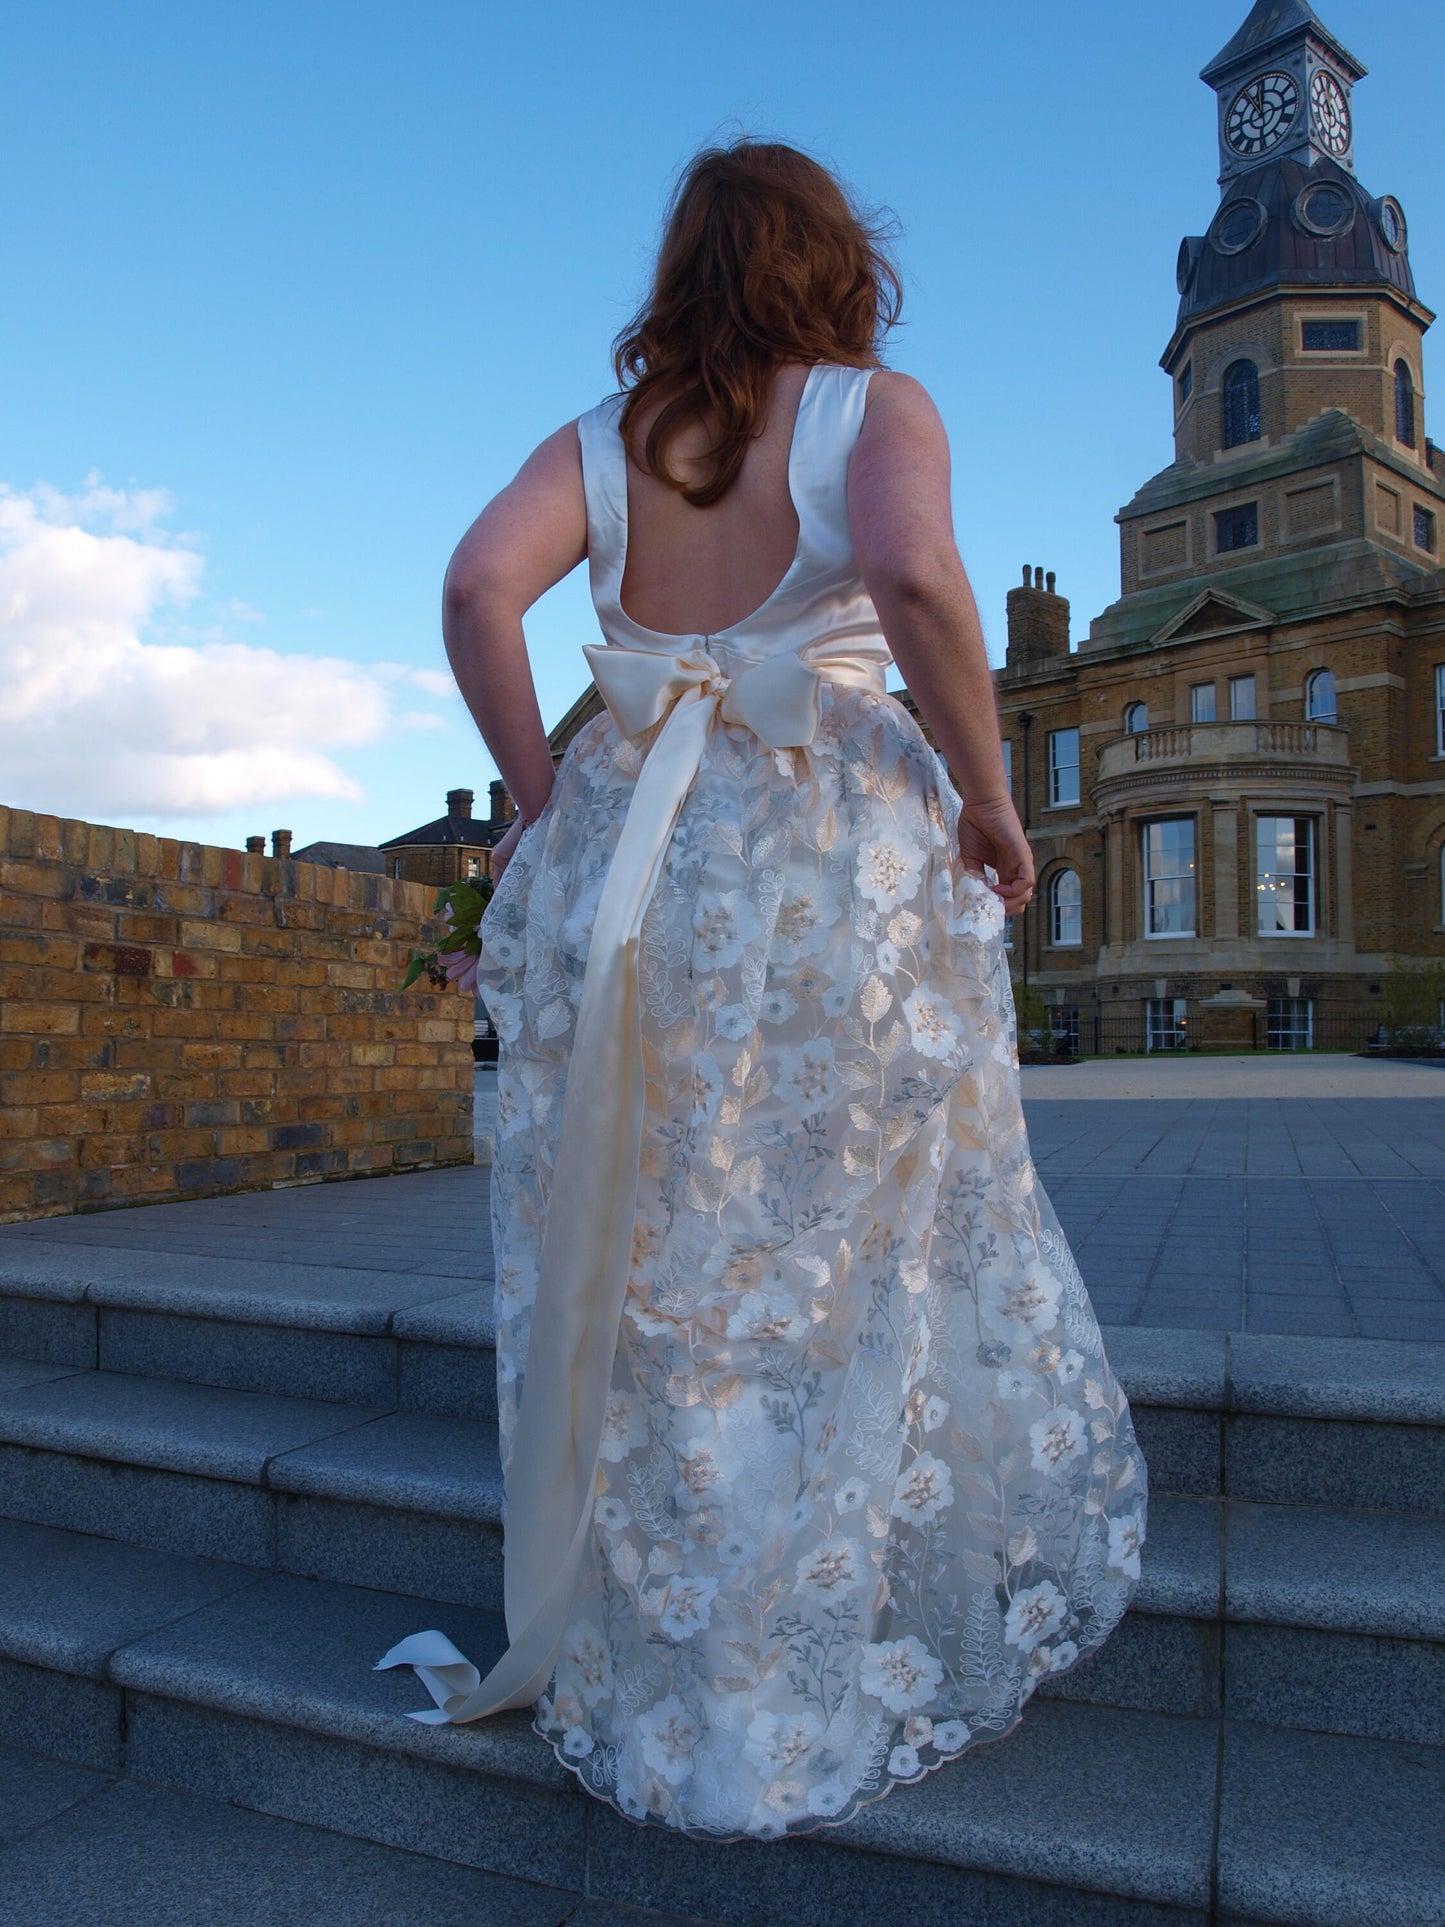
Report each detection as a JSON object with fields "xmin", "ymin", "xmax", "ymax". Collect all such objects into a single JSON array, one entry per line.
[{"xmin": 375, "ymin": 689, "xmax": 715, "ymax": 1726}]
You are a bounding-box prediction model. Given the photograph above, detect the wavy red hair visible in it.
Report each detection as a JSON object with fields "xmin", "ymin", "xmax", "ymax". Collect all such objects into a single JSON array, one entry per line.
[{"xmin": 612, "ymin": 140, "xmax": 902, "ymax": 507}]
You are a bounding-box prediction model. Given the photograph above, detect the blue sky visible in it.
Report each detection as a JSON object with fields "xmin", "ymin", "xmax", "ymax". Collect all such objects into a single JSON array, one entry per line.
[{"xmin": 2, "ymin": 0, "xmax": 1441, "ymax": 850}]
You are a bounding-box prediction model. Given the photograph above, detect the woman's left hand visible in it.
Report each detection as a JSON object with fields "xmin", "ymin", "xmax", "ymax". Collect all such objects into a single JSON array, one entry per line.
[{"xmin": 489, "ymin": 814, "xmax": 527, "ymax": 885}]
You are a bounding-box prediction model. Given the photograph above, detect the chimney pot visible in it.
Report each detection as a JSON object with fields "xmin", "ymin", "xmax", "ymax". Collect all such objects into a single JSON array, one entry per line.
[
  {"xmin": 271, "ymin": 830, "xmax": 292, "ymax": 858},
  {"xmin": 1046, "ymin": 571, "xmax": 1056, "ymax": 594},
  {"xmin": 245, "ymin": 836, "xmax": 265, "ymax": 854},
  {"xmin": 447, "ymin": 787, "xmax": 474, "ymax": 819}
]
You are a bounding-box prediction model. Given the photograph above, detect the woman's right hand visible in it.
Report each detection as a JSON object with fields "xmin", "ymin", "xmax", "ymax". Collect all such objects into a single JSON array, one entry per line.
[
  {"xmin": 957, "ymin": 796, "xmax": 1035, "ymax": 916},
  {"xmin": 489, "ymin": 814, "xmax": 527, "ymax": 886}
]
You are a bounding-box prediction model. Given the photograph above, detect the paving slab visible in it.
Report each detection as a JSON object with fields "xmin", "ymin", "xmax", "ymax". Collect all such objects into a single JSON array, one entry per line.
[
  {"xmin": 0, "ymin": 1744, "xmax": 109, "ymax": 1846},
  {"xmin": 0, "ymin": 1519, "xmax": 260, "ymax": 1676},
  {"xmin": 0, "ymin": 1370, "xmax": 381, "ymax": 1482},
  {"xmin": 0, "ymin": 1772, "xmax": 637, "ymax": 1927},
  {"xmin": 1216, "ymin": 1721, "xmax": 1445, "ymax": 1927}
]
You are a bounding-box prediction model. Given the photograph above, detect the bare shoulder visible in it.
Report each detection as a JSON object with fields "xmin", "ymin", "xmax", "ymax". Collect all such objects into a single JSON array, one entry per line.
[
  {"xmin": 860, "ymin": 370, "xmax": 947, "ymax": 448},
  {"xmin": 516, "ymin": 417, "xmax": 584, "ymax": 483}
]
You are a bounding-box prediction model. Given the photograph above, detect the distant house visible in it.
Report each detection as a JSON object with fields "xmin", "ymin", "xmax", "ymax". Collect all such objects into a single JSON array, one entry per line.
[
  {"xmin": 290, "ymin": 839, "xmax": 387, "ymax": 874},
  {"xmin": 379, "ymin": 785, "xmax": 515, "ymax": 887}
]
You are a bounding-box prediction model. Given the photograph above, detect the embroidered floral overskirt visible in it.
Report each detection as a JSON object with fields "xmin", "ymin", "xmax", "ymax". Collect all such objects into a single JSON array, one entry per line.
[{"xmin": 475, "ymin": 683, "xmax": 1148, "ymax": 1840}]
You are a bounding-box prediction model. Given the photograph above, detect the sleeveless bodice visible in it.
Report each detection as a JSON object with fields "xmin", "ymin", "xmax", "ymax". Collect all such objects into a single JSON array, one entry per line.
[{"xmin": 575, "ymin": 361, "xmax": 890, "ymax": 668}]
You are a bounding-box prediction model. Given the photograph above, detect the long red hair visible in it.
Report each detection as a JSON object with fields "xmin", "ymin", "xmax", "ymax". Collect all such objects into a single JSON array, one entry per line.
[{"xmin": 612, "ymin": 140, "xmax": 902, "ymax": 507}]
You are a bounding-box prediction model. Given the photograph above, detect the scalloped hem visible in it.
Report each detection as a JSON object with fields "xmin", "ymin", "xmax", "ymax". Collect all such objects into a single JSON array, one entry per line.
[{"xmin": 530, "ymin": 1614, "xmax": 1128, "ymax": 1844}]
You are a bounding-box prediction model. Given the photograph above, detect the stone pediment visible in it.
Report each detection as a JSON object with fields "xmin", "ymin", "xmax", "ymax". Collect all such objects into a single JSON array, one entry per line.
[{"xmin": 1151, "ymin": 588, "xmax": 1273, "ymax": 645}]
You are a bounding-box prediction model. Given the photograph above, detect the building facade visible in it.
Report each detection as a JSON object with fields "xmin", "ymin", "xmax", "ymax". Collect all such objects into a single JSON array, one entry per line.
[{"xmin": 545, "ymin": 1, "xmax": 1445, "ymax": 1051}]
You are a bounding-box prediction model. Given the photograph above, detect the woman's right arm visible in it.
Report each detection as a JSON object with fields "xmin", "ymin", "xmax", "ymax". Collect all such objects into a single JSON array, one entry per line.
[
  {"xmin": 442, "ymin": 423, "xmax": 588, "ymax": 837},
  {"xmin": 847, "ymin": 371, "xmax": 1035, "ymax": 916}
]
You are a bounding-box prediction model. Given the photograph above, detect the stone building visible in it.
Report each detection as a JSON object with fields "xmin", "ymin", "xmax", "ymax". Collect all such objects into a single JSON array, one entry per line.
[
  {"xmin": 543, "ymin": 1, "xmax": 1445, "ymax": 1051},
  {"xmin": 376, "ymin": 787, "xmax": 510, "ymax": 888}
]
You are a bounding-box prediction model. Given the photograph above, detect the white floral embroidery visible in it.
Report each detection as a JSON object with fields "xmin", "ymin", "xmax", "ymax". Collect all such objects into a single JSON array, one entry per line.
[
  {"xmin": 1004, "ymin": 1580, "xmax": 1069, "ymax": 1653},
  {"xmin": 859, "ymin": 1636, "xmax": 945, "ymax": 1714},
  {"xmin": 478, "ymin": 656, "xmax": 1149, "ymax": 1838}
]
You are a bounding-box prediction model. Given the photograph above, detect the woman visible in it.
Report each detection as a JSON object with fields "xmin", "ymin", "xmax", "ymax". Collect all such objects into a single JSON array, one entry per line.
[{"xmin": 380, "ymin": 140, "xmax": 1147, "ymax": 1840}]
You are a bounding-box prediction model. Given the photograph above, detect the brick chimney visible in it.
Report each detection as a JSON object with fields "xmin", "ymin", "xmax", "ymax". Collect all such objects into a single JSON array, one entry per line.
[
  {"xmin": 245, "ymin": 836, "xmax": 265, "ymax": 854},
  {"xmin": 271, "ymin": 830, "xmax": 292, "ymax": 858},
  {"xmin": 489, "ymin": 778, "xmax": 515, "ymax": 828},
  {"xmin": 446, "ymin": 787, "xmax": 474, "ymax": 819},
  {"xmin": 1005, "ymin": 565, "xmax": 1070, "ymax": 676}
]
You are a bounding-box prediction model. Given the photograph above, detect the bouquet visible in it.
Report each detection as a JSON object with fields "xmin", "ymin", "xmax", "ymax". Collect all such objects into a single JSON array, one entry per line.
[{"xmin": 401, "ymin": 877, "xmax": 493, "ymax": 994}]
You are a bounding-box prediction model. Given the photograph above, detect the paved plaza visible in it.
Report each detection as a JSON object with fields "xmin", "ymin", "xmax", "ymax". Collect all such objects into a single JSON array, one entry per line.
[{"xmin": 4, "ymin": 1057, "xmax": 1439, "ymax": 1346}]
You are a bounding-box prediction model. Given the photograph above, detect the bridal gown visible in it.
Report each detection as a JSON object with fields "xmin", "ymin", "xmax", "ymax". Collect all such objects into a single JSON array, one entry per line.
[{"xmin": 379, "ymin": 362, "xmax": 1149, "ymax": 1840}]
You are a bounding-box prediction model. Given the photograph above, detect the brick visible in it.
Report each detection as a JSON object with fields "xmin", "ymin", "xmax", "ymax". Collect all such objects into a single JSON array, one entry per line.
[
  {"xmin": 179, "ymin": 917, "xmax": 242, "ymax": 953},
  {"xmin": 0, "ymin": 1002, "xmax": 80, "ymax": 1036},
  {"xmin": 80, "ymin": 1072, "xmax": 150, "ymax": 1101}
]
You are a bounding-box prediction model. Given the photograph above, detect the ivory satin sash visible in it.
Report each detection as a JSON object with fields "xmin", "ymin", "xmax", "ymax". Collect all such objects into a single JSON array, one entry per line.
[{"xmin": 376, "ymin": 634, "xmax": 890, "ymax": 1723}]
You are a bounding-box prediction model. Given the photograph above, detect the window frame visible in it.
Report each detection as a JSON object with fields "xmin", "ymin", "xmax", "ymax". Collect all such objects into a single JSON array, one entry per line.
[
  {"xmin": 1048, "ymin": 727, "xmax": 1081, "ymax": 809},
  {"xmin": 1214, "ymin": 500, "xmax": 1260, "ymax": 554},
  {"xmin": 1267, "ymin": 996, "xmax": 1314, "ymax": 1052},
  {"xmin": 1414, "ymin": 504, "xmax": 1437, "ymax": 554},
  {"xmin": 1142, "ymin": 817, "xmax": 1197, "ymax": 941},
  {"xmin": 1123, "ymin": 701, "xmax": 1149, "ymax": 735},
  {"xmin": 1190, "ymin": 683, "xmax": 1217, "ymax": 724},
  {"xmin": 1299, "ymin": 318, "xmax": 1361, "ymax": 353},
  {"xmin": 1222, "ymin": 359, "xmax": 1262, "ymax": 449},
  {"xmin": 1255, "ymin": 815, "xmax": 1317, "ymax": 938},
  {"xmin": 1305, "ymin": 668, "xmax": 1337, "ymax": 722},
  {"xmin": 1229, "ymin": 673, "xmax": 1257, "ymax": 720},
  {"xmin": 1145, "ymin": 997, "xmax": 1189, "ymax": 1053},
  {"xmin": 1395, "ymin": 360, "xmax": 1417, "ymax": 448},
  {"xmin": 1048, "ymin": 868, "xmax": 1083, "ymax": 948}
]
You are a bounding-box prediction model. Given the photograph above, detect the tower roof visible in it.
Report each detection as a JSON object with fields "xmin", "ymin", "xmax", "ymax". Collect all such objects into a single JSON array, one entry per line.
[
  {"xmin": 1174, "ymin": 153, "xmax": 1420, "ymax": 336},
  {"xmin": 1201, "ymin": 1, "xmax": 1365, "ymax": 86}
]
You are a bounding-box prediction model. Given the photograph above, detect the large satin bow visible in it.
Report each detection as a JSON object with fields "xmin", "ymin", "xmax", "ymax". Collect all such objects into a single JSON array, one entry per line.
[{"xmin": 377, "ymin": 633, "xmax": 889, "ymax": 1724}]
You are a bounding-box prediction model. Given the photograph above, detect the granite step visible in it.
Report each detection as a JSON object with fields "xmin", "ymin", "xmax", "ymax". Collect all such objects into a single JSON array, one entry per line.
[
  {"xmin": 1, "ymin": 1412, "xmax": 1440, "ymax": 1751},
  {"xmin": 0, "ymin": 1364, "xmax": 505, "ymax": 1608},
  {"xmin": 0, "ymin": 1524, "xmax": 1439, "ymax": 1927},
  {"xmin": 0, "ymin": 1742, "xmax": 710, "ymax": 1927},
  {"xmin": 2, "ymin": 1240, "xmax": 1442, "ymax": 1510},
  {"xmin": 0, "ymin": 1238, "xmax": 496, "ymax": 1422}
]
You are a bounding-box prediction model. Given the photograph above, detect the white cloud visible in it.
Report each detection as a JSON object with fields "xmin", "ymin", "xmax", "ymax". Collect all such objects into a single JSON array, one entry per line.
[{"xmin": 0, "ymin": 477, "xmax": 453, "ymax": 821}]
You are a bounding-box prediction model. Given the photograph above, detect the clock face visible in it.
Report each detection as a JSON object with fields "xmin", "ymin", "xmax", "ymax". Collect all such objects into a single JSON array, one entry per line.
[
  {"xmin": 1226, "ymin": 71, "xmax": 1299, "ymax": 155},
  {"xmin": 1311, "ymin": 69, "xmax": 1351, "ymax": 154}
]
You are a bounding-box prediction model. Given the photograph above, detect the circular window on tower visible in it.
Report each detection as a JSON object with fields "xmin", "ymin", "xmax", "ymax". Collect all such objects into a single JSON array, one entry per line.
[
  {"xmin": 1374, "ymin": 196, "xmax": 1408, "ymax": 253},
  {"xmin": 1211, "ymin": 198, "xmax": 1268, "ymax": 255},
  {"xmin": 1294, "ymin": 182, "xmax": 1354, "ymax": 237}
]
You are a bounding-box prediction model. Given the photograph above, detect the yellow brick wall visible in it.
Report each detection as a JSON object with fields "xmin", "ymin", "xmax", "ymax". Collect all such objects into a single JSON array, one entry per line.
[{"xmin": 0, "ymin": 806, "xmax": 474, "ymax": 1222}]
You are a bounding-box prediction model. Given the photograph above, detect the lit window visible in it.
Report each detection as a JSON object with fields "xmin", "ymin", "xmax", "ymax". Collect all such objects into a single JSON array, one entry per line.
[
  {"xmin": 1178, "ymin": 363, "xmax": 1193, "ymax": 404},
  {"xmin": 1143, "ymin": 820, "xmax": 1196, "ymax": 938},
  {"xmin": 1146, "ymin": 997, "xmax": 1188, "ymax": 1052},
  {"xmin": 465, "ymin": 856, "xmax": 481, "ymax": 878},
  {"xmin": 1124, "ymin": 701, "xmax": 1149, "ymax": 734},
  {"xmin": 1191, "ymin": 684, "xmax": 1217, "ymax": 723},
  {"xmin": 1050, "ymin": 869, "xmax": 1082, "ymax": 946},
  {"xmin": 1301, "ymin": 320, "xmax": 1359, "ymax": 351},
  {"xmin": 1396, "ymin": 362, "xmax": 1416, "ymax": 447},
  {"xmin": 1257, "ymin": 816, "xmax": 1316, "ymax": 935},
  {"xmin": 1223, "ymin": 360, "xmax": 1261, "ymax": 448},
  {"xmin": 1415, "ymin": 505, "xmax": 1436, "ymax": 553},
  {"xmin": 1048, "ymin": 728, "xmax": 1080, "ymax": 807},
  {"xmin": 1306, "ymin": 668, "xmax": 1337, "ymax": 721},
  {"xmin": 1230, "ymin": 674, "xmax": 1257, "ymax": 720},
  {"xmin": 1215, "ymin": 502, "xmax": 1259, "ymax": 552},
  {"xmin": 1267, "ymin": 997, "xmax": 1313, "ymax": 1050},
  {"xmin": 1438, "ymin": 665, "xmax": 1445, "ymax": 755}
]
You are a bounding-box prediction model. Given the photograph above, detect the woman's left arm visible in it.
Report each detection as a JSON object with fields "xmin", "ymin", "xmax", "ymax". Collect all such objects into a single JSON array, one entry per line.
[{"xmin": 442, "ymin": 421, "xmax": 588, "ymax": 832}]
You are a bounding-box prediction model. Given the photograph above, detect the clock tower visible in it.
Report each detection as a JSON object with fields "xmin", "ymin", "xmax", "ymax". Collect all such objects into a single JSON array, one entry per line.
[{"xmin": 1205, "ymin": 0, "xmax": 1365, "ymax": 184}]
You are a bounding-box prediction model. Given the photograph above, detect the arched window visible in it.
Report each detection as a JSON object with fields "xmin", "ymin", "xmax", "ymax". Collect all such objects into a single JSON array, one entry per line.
[
  {"xmin": 1050, "ymin": 869, "xmax": 1082, "ymax": 947},
  {"xmin": 1222, "ymin": 359, "xmax": 1262, "ymax": 448},
  {"xmin": 1124, "ymin": 701, "xmax": 1149, "ymax": 735},
  {"xmin": 1395, "ymin": 360, "xmax": 1416, "ymax": 447},
  {"xmin": 1305, "ymin": 668, "xmax": 1337, "ymax": 722}
]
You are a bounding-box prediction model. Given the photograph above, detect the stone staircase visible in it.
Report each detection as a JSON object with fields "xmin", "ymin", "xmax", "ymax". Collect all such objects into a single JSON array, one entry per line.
[{"xmin": 0, "ymin": 1187, "xmax": 1442, "ymax": 1926}]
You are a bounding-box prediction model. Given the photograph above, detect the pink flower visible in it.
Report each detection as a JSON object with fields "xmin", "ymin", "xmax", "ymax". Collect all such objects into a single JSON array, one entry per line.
[{"xmin": 442, "ymin": 946, "xmax": 479, "ymax": 995}]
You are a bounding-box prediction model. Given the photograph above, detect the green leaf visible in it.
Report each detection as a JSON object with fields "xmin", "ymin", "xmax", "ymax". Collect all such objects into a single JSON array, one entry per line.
[{"xmin": 401, "ymin": 950, "xmax": 437, "ymax": 990}]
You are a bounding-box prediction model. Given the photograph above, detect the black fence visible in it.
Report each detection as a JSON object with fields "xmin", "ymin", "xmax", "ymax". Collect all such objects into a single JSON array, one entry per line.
[{"xmin": 1046, "ymin": 1005, "xmax": 1386, "ymax": 1058}]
